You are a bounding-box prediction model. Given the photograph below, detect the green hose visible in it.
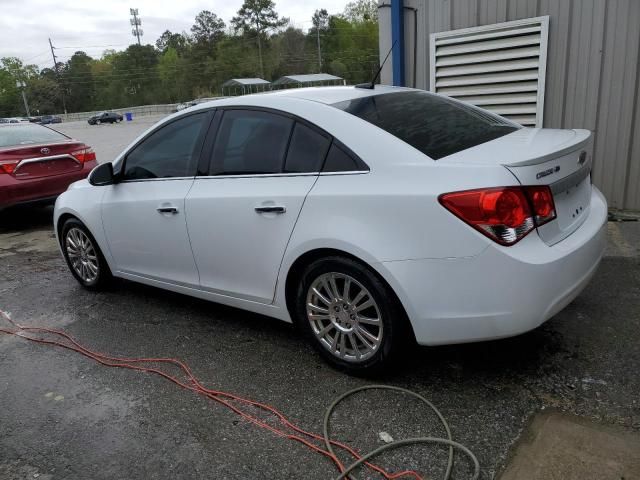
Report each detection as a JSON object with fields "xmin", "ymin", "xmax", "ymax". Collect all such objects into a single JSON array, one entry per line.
[{"xmin": 323, "ymin": 385, "xmax": 480, "ymax": 480}]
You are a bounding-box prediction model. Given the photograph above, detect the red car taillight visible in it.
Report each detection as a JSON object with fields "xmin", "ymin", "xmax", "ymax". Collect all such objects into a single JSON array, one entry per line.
[
  {"xmin": 0, "ymin": 160, "xmax": 20, "ymax": 174},
  {"xmin": 439, "ymin": 186, "xmax": 556, "ymax": 246},
  {"xmin": 524, "ymin": 185, "xmax": 556, "ymax": 226},
  {"xmin": 71, "ymin": 147, "xmax": 96, "ymax": 164}
]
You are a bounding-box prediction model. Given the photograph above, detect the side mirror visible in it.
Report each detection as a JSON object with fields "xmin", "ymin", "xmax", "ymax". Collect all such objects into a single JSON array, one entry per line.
[{"xmin": 89, "ymin": 162, "xmax": 115, "ymax": 186}]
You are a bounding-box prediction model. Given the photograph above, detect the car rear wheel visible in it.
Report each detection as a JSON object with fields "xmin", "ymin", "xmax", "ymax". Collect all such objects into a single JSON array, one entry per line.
[
  {"xmin": 295, "ymin": 256, "xmax": 409, "ymax": 374},
  {"xmin": 61, "ymin": 219, "xmax": 112, "ymax": 290}
]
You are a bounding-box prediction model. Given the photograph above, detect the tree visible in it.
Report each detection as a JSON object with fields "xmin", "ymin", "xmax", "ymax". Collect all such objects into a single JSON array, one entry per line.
[
  {"xmin": 312, "ymin": 8, "xmax": 329, "ymax": 30},
  {"xmin": 232, "ymin": 0, "xmax": 289, "ymax": 78},
  {"xmin": 156, "ymin": 30, "xmax": 189, "ymax": 54},
  {"xmin": 191, "ymin": 11, "xmax": 226, "ymax": 46},
  {"xmin": 62, "ymin": 51, "xmax": 94, "ymax": 112},
  {"xmin": 311, "ymin": 9, "xmax": 329, "ymax": 71},
  {"xmin": 0, "ymin": 57, "xmax": 38, "ymax": 116},
  {"xmin": 343, "ymin": 0, "xmax": 378, "ymax": 23}
]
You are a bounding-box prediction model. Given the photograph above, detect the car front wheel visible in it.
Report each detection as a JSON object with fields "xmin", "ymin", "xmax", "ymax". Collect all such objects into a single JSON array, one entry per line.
[
  {"xmin": 61, "ymin": 219, "xmax": 112, "ymax": 290},
  {"xmin": 295, "ymin": 256, "xmax": 410, "ymax": 374}
]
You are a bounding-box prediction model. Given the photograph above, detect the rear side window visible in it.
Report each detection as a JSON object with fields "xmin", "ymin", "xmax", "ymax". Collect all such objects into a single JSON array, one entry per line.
[
  {"xmin": 284, "ymin": 123, "xmax": 331, "ymax": 173},
  {"xmin": 0, "ymin": 124, "xmax": 68, "ymax": 148},
  {"xmin": 210, "ymin": 110, "xmax": 293, "ymax": 175},
  {"xmin": 332, "ymin": 91, "xmax": 519, "ymax": 160},
  {"xmin": 123, "ymin": 113, "xmax": 206, "ymax": 180},
  {"xmin": 322, "ymin": 143, "xmax": 367, "ymax": 172}
]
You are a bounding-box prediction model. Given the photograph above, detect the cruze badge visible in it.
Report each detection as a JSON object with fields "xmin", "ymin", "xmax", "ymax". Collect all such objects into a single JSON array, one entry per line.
[{"xmin": 536, "ymin": 165, "xmax": 560, "ymax": 180}]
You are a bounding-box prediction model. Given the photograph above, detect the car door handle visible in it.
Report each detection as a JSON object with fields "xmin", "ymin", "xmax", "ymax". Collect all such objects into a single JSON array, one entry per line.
[
  {"xmin": 157, "ymin": 207, "xmax": 179, "ymax": 214},
  {"xmin": 254, "ymin": 205, "xmax": 286, "ymax": 214}
]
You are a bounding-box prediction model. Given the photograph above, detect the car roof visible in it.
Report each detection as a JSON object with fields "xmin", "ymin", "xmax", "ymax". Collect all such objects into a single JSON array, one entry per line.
[
  {"xmin": 264, "ymin": 84, "xmax": 412, "ymax": 104},
  {"xmin": 194, "ymin": 84, "xmax": 414, "ymax": 110}
]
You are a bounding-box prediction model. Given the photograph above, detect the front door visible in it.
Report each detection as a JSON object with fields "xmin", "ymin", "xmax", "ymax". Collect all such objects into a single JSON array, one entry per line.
[{"xmin": 102, "ymin": 111, "xmax": 210, "ymax": 286}]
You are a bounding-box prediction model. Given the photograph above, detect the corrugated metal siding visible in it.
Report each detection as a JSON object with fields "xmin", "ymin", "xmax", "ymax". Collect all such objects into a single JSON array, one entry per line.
[{"xmin": 379, "ymin": 0, "xmax": 640, "ymax": 210}]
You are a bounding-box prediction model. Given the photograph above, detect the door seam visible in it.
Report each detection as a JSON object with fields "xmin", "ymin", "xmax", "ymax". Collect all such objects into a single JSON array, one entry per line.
[{"xmin": 270, "ymin": 174, "xmax": 321, "ymax": 304}]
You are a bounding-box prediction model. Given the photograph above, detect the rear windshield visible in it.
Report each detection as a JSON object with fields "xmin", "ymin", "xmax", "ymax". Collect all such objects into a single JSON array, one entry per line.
[
  {"xmin": 332, "ymin": 90, "xmax": 520, "ymax": 160},
  {"xmin": 0, "ymin": 124, "xmax": 68, "ymax": 148}
]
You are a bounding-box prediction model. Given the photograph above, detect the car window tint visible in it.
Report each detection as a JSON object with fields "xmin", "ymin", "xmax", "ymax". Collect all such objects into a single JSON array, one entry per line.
[
  {"xmin": 332, "ymin": 91, "xmax": 520, "ymax": 160},
  {"xmin": 322, "ymin": 143, "xmax": 365, "ymax": 172},
  {"xmin": 123, "ymin": 113, "xmax": 206, "ymax": 180},
  {"xmin": 284, "ymin": 122, "xmax": 331, "ymax": 173},
  {"xmin": 210, "ymin": 110, "xmax": 293, "ymax": 175},
  {"xmin": 0, "ymin": 124, "xmax": 68, "ymax": 148}
]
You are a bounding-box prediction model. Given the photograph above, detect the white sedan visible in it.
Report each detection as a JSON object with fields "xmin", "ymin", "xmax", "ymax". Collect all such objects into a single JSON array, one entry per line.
[{"xmin": 54, "ymin": 86, "xmax": 607, "ymax": 373}]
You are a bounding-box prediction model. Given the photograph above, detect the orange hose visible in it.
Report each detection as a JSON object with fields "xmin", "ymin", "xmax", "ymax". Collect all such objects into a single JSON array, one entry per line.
[{"xmin": 0, "ymin": 308, "xmax": 422, "ymax": 480}]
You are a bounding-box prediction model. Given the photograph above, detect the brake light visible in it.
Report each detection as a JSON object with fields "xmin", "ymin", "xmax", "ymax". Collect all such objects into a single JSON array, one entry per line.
[
  {"xmin": 0, "ymin": 160, "xmax": 20, "ymax": 174},
  {"xmin": 524, "ymin": 186, "xmax": 556, "ymax": 226},
  {"xmin": 439, "ymin": 185, "xmax": 556, "ymax": 246},
  {"xmin": 71, "ymin": 147, "xmax": 96, "ymax": 164}
]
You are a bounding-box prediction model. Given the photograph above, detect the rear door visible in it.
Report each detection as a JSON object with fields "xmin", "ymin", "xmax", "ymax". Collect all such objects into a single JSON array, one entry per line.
[
  {"xmin": 185, "ymin": 109, "xmax": 331, "ymax": 303},
  {"xmin": 101, "ymin": 111, "xmax": 211, "ymax": 286}
]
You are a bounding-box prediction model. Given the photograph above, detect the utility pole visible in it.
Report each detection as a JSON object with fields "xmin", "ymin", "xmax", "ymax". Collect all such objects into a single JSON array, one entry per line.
[
  {"xmin": 16, "ymin": 81, "xmax": 30, "ymax": 117},
  {"xmin": 130, "ymin": 8, "xmax": 143, "ymax": 45},
  {"xmin": 48, "ymin": 38, "xmax": 67, "ymax": 114},
  {"xmin": 316, "ymin": 27, "xmax": 322, "ymax": 72}
]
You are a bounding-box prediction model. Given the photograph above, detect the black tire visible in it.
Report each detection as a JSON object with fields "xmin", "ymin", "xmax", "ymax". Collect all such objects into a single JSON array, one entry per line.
[
  {"xmin": 294, "ymin": 256, "xmax": 411, "ymax": 375},
  {"xmin": 60, "ymin": 218, "xmax": 112, "ymax": 290}
]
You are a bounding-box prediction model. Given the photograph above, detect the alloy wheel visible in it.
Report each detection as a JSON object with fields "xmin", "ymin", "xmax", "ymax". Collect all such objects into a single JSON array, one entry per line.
[
  {"xmin": 306, "ymin": 272, "xmax": 383, "ymax": 363},
  {"xmin": 65, "ymin": 227, "xmax": 99, "ymax": 283}
]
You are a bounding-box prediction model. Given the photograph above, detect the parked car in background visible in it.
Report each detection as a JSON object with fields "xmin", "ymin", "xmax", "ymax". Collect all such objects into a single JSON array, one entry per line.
[
  {"xmin": 0, "ymin": 123, "xmax": 97, "ymax": 210},
  {"xmin": 39, "ymin": 115, "xmax": 62, "ymax": 125},
  {"xmin": 2, "ymin": 117, "xmax": 30, "ymax": 123},
  {"xmin": 88, "ymin": 112, "xmax": 123, "ymax": 125},
  {"xmin": 53, "ymin": 86, "xmax": 607, "ymax": 373}
]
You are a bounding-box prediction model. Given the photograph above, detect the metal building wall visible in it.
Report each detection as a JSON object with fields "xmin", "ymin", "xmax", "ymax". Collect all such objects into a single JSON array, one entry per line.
[{"xmin": 379, "ymin": 0, "xmax": 640, "ymax": 210}]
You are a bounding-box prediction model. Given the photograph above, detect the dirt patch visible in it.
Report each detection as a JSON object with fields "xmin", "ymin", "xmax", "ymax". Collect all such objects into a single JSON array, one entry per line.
[{"xmin": 500, "ymin": 411, "xmax": 640, "ymax": 480}]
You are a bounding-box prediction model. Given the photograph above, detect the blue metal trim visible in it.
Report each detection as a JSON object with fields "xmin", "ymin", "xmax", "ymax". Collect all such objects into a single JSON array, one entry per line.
[{"xmin": 391, "ymin": 0, "xmax": 405, "ymax": 86}]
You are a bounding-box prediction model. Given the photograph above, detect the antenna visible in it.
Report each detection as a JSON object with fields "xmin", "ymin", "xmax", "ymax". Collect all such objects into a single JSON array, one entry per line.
[{"xmin": 355, "ymin": 40, "xmax": 397, "ymax": 90}]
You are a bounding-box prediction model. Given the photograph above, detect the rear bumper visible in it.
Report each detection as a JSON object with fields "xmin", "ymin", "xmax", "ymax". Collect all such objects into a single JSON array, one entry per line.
[
  {"xmin": 0, "ymin": 160, "xmax": 97, "ymax": 210},
  {"xmin": 382, "ymin": 187, "xmax": 608, "ymax": 345}
]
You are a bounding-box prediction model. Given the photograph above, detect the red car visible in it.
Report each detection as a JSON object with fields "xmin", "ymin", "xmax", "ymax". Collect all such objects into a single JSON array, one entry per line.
[{"xmin": 0, "ymin": 123, "xmax": 97, "ymax": 210}]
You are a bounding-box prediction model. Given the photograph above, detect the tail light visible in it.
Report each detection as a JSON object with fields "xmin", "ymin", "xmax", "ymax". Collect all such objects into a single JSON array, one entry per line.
[
  {"xmin": 439, "ymin": 186, "xmax": 556, "ymax": 246},
  {"xmin": 0, "ymin": 160, "xmax": 20, "ymax": 174},
  {"xmin": 71, "ymin": 147, "xmax": 96, "ymax": 164}
]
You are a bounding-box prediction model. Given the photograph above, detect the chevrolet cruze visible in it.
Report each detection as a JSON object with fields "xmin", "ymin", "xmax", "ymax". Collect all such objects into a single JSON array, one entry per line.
[{"xmin": 54, "ymin": 86, "xmax": 607, "ymax": 373}]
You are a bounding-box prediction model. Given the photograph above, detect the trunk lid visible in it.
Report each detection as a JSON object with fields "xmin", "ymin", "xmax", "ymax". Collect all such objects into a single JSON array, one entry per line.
[
  {"xmin": 0, "ymin": 141, "xmax": 86, "ymax": 179},
  {"xmin": 441, "ymin": 128, "xmax": 593, "ymax": 245}
]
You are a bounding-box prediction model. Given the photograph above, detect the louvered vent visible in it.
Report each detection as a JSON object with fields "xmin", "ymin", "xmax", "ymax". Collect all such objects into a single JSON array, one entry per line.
[{"xmin": 430, "ymin": 16, "xmax": 549, "ymax": 127}]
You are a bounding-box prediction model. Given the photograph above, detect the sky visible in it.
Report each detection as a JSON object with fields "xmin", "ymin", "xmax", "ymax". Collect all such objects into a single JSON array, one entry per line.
[{"xmin": 0, "ymin": 0, "xmax": 350, "ymax": 69}]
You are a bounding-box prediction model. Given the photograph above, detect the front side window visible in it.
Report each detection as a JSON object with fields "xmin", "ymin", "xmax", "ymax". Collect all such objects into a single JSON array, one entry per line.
[
  {"xmin": 123, "ymin": 113, "xmax": 207, "ymax": 180},
  {"xmin": 210, "ymin": 110, "xmax": 293, "ymax": 175},
  {"xmin": 332, "ymin": 91, "xmax": 520, "ymax": 160}
]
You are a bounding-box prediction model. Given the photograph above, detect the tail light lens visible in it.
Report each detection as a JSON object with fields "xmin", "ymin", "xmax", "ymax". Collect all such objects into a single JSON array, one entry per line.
[
  {"xmin": 439, "ymin": 186, "xmax": 556, "ymax": 246},
  {"xmin": 71, "ymin": 147, "xmax": 96, "ymax": 164},
  {"xmin": 0, "ymin": 160, "xmax": 20, "ymax": 174},
  {"xmin": 524, "ymin": 186, "xmax": 556, "ymax": 226}
]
